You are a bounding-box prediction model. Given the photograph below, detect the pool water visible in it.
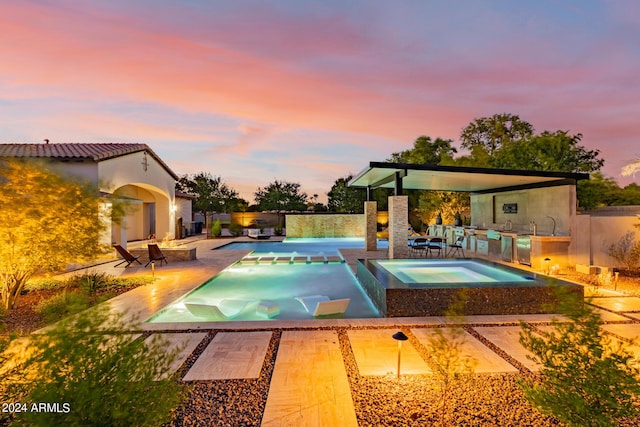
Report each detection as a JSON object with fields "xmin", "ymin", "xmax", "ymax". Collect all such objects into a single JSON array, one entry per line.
[
  {"xmin": 214, "ymin": 237, "xmax": 388, "ymax": 257},
  {"xmin": 376, "ymin": 259, "xmax": 532, "ymax": 286},
  {"xmin": 148, "ymin": 263, "xmax": 380, "ymax": 322}
]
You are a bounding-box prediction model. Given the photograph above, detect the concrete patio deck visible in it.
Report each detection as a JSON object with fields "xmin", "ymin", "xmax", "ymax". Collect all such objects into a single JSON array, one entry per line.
[{"xmin": 74, "ymin": 236, "xmax": 640, "ymax": 425}]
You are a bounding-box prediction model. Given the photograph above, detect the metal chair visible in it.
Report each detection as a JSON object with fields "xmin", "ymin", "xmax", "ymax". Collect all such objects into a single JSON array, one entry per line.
[
  {"xmin": 410, "ymin": 237, "xmax": 428, "ymax": 257},
  {"xmin": 426, "ymin": 237, "xmax": 444, "ymax": 258},
  {"xmin": 447, "ymin": 235, "xmax": 465, "ymax": 257}
]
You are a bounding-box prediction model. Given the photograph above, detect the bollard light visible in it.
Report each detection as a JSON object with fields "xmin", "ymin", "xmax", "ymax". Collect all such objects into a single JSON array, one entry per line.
[
  {"xmin": 392, "ymin": 331, "xmax": 408, "ymax": 378},
  {"xmin": 544, "ymin": 257, "xmax": 551, "ymax": 275},
  {"xmin": 151, "ymin": 261, "xmax": 155, "ymax": 277}
]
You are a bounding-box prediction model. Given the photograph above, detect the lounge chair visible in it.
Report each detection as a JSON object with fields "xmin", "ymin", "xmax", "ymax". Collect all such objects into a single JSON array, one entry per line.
[
  {"xmin": 247, "ymin": 228, "xmax": 270, "ymax": 240},
  {"xmin": 296, "ymin": 295, "xmax": 351, "ymax": 317},
  {"xmin": 184, "ymin": 299, "xmax": 258, "ymax": 320},
  {"xmin": 113, "ymin": 244, "xmax": 142, "ymax": 268},
  {"xmin": 146, "ymin": 243, "xmax": 168, "ymax": 267}
]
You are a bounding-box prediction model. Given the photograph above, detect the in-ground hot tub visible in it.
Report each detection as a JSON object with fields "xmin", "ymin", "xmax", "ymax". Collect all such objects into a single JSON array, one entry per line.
[{"xmin": 356, "ymin": 258, "xmax": 583, "ymax": 317}]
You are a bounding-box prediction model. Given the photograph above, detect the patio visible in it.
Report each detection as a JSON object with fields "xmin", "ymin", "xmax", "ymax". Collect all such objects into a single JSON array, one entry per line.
[{"xmin": 74, "ymin": 236, "xmax": 640, "ymax": 425}]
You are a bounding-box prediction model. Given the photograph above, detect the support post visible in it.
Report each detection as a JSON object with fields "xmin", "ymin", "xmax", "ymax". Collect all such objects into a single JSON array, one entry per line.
[
  {"xmin": 364, "ymin": 201, "xmax": 378, "ymax": 251},
  {"xmin": 388, "ymin": 196, "xmax": 408, "ymax": 259}
]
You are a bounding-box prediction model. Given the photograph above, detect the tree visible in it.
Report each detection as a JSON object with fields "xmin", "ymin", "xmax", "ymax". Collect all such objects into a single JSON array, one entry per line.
[
  {"xmin": 388, "ymin": 136, "xmax": 457, "ymax": 165},
  {"xmin": 577, "ymin": 172, "xmax": 621, "ymax": 210},
  {"xmin": 0, "ymin": 160, "xmax": 111, "ymax": 310},
  {"xmin": 254, "ymin": 180, "xmax": 308, "ymax": 224},
  {"xmin": 327, "ymin": 176, "xmax": 366, "ymax": 213},
  {"xmin": 621, "ymin": 159, "xmax": 640, "ymax": 178},
  {"xmin": 492, "ymin": 131, "xmax": 604, "ymax": 173},
  {"xmin": 519, "ymin": 286, "xmax": 640, "ymax": 426},
  {"xmin": 460, "ymin": 113, "xmax": 534, "ymax": 159},
  {"xmin": 177, "ymin": 172, "xmax": 239, "ymax": 233}
]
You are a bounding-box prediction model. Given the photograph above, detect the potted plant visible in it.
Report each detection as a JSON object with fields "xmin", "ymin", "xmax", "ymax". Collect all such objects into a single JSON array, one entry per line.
[
  {"xmin": 454, "ymin": 212, "xmax": 462, "ymax": 227},
  {"xmin": 435, "ymin": 213, "xmax": 443, "ymax": 225}
]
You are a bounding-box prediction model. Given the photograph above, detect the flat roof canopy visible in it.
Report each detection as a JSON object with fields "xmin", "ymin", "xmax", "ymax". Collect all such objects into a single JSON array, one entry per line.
[{"xmin": 348, "ymin": 162, "xmax": 589, "ymax": 193}]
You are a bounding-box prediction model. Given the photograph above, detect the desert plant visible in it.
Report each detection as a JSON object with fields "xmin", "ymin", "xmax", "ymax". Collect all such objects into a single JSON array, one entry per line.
[
  {"xmin": 34, "ymin": 291, "xmax": 90, "ymax": 323},
  {"xmin": 76, "ymin": 271, "xmax": 110, "ymax": 294},
  {"xmin": 210, "ymin": 219, "xmax": 222, "ymax": 237},
  {"xmin": 425, "ymin": 290, "xmax": 477, "ymax": 427},
  {"xmin": 519, "ymin": 285, "xmax": 640, "ymax": 427},
  {"xmin": 274, "ymin": 223, "xmax": 284, "ymax": 236},
  {"xmin": 607, "ymin": 231, "xmax": 640, "ymax": 272},
  {"xmin": 1, "ymin": 306, "xmax": 186, "ymax": 426}
]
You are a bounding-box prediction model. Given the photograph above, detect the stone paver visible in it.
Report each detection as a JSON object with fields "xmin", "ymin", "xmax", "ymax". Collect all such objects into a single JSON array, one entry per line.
[
  {"xmin": 348, "ymin": 329, "xmax": 431, "ymax": 376},
  {"xmin": 183, "ymin": 331, "xmax": 272, "ymax": 380},
  {"xmin": 473, "ymin": 326, "xmax": 540, "ymax": 372},
  {"xmin": 262, "ymin": 330, "xmax": 357, "ymax": 427},
  {"xmin": 589, "ymin": 296, "xmax": 640, "ymax": 312},
  {"xmin": 412, "ymin": 328, "xmax": 517, "ymax": 373},
  {"xmin": 146, "ymin": 332, "xmax": 207, "ymax": 379}
]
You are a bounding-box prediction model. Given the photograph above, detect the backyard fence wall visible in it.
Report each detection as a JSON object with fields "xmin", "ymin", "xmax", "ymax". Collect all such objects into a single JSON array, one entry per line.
[{"xmin": 285, "ymin": 214, "xmax": 365, "ymax": 238}]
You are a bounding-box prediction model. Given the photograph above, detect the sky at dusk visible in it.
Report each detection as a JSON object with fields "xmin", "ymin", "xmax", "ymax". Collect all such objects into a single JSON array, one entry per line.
[{"xmin": 1, "ymin": 0, "xmax": 639, "ymax": 203}]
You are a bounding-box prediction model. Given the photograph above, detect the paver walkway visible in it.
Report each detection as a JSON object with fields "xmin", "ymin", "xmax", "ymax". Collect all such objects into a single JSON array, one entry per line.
[{"xmin": 261, "ymin": 330, "xmax": 358, "ymax": 427}]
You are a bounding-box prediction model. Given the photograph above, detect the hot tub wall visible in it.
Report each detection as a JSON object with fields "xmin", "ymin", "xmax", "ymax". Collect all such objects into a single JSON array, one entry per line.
[{"xmin": 356, "ymin": 259, "xmax": 584, "ymax": 317}]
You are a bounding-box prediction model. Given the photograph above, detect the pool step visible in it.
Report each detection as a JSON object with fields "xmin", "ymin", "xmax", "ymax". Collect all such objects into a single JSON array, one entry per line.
[{"xmin": 240, "ymin": 255, "xmax": 345, "ymax": 265}]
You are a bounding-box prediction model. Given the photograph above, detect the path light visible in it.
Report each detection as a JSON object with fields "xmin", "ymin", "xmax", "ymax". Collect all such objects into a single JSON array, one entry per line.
[
  {"xmin": 544, "ymin": 257, "xmax": 551, "ymax": 275},
  {"xmin": 392, "ymin": 331, "xmax": 408, "ymax": 378},
  {"xmin": 151, "ymin": 261, "xmax": 155, "ymax": 277}
]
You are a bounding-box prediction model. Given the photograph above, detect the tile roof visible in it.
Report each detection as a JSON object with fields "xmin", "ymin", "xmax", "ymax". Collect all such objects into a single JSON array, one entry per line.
[{"xmin": 0, "ymin": 143, "xmax": 179, "ymax": 180}]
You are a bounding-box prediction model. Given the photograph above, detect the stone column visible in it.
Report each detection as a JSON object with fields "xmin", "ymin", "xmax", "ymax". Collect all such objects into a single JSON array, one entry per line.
[
  {"xmin": 364, "ymin": 201, "xmax": 378, "ymax": 251},
  {"xmin": 388, "ymin": 196, "xmax": 408, "ymax": 259}
]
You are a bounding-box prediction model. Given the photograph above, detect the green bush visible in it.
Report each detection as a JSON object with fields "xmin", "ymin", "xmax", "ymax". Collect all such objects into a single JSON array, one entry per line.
[
  {"xmin": 2, "ymin": 306, "xmax": 186, "ymax": 426},
  {"xmin": 35, "ymin": 291, "xmax": 90, "ymax": 323},
  {"xmin": 228, "ymin": 222, "xmax": 244, "ymax": 237},
  {"xmin": 519, "ymin": 285, "xmax": 640, "ymax": 426},
  {"xmin": 24, "ymin": 278, "xmax": 65, "ymax": 293},
  {"xmin": 274, "ymin": 224, "xmax": 284, "ymax": 236},
  {"xmin": 211, "ymin": 219, "xmax": 222, "ymax": 237}
]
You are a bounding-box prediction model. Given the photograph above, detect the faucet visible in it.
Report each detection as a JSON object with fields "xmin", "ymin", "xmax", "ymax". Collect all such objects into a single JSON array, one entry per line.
[{"xmin": 546, "ymin": 216, "xmax": 556, "ymax": 236}]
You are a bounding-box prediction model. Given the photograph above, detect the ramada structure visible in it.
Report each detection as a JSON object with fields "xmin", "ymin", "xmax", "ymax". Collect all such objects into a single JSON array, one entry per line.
[{"xmin": 0, "ymin": 142, "xmax": 183, "ymax": 247}]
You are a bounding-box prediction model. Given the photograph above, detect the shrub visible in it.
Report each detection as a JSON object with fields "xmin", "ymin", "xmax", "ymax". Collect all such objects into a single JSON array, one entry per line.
[
  {"xmin": 35, "ymin": 291, "xmax": 90, "ymax": 323},
  {"xmin": 1, "ymin": 306, "xmax": 186, "ymax": 426},
  {"xmin": 274, "ymin": 224, "xmax": 284, "ymax": 236},
  {"xmin": 519, "ymin": 285, "xmax": 640, "ymax": 426},
  {"xmin": 23, "ymin": 278, "xmax": 65, "ymax": 293},
  {"xmin": 228, "ymin": 222, "xmax": 244, "ymax": 237},
  {"xmin": 211, "ymin": 219, "xmax": 222, "ymax": 237},
  {"xmin": 607, "ymin": 231, "xmax": 640, "ymax": 272}
]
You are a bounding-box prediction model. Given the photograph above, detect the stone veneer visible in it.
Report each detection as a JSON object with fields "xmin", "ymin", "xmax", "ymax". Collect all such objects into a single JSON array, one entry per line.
[
  {"xmin": 364, "ymin": 201, "xmax": 378, "ymax": 251},
  {"xmin": 388, "ymin": 196, "xmax": 408, "ymax": 259},
  {"xmin": 356, "ymin": 259, "xmax": 584, "ymax": 317},
  {"xmin": 285, "ymin": 214, "xmax": 365, "ymax": 238}
]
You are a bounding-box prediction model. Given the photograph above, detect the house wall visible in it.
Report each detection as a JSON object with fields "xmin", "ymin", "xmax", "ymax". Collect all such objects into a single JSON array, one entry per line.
[
  {"xmin": 99, "ymin": 151, "xmax": 176, "ymax": 241},
  {"xmin": 470, "ymin": 185, "xmax": 575, "ymax": 235},
  {"xmin": 572, "ymin": 206, "xmax": 640, "ymax": 268}
]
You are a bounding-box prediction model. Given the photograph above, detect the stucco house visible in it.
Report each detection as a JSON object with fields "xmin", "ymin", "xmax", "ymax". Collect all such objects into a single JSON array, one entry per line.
[{"xmin": 0, "ymin": 142, "xmax": 179, "ymax": 247}]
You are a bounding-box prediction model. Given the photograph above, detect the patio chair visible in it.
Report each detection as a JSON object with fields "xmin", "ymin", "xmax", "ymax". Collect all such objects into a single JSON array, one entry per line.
[
  {"xmin": 146, "ymin": 243, "xmax": 168, "ymax": 267},
  {"xmin": 113, "ymin": 244, "xmax": 142, "ymax": 268},
  {"xmin": 409, "ymin": 237, "xmax": 428, "ymax": 257},
  {"xmin": 426, "ymin": 237, "xmax": 444, "ymax": 258},
  {"xmin": 447, "ymin": 235, "xmax": 465, "ymax": 257},
  {"xmin": 296, "ymin": 295, "xmax": 350, "ymax": 317}
]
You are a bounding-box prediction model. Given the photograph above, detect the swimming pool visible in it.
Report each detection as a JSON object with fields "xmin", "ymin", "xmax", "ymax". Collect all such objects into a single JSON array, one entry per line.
[
  {"xmin": 357, "ymin": 258, "xmax": 584, "ymax": 317},
  {"xmin": 147, "ymin": 260, "xmax": 381, "ymax": 323},
  {"xmin": 213, "ymin": 237, "xmax": 388, "ymax": 257}
]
